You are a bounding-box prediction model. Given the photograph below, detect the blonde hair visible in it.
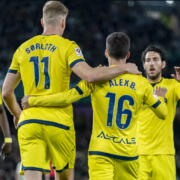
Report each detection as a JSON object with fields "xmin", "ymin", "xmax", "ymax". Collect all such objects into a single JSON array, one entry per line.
[{"xmin": 43, "ymin": 1, "xmax": 69, "ymax": 26}]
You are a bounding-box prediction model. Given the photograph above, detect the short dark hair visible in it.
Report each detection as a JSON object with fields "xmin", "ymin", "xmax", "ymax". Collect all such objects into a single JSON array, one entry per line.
[
  {"xmin": 106, "ymin": 32, "xmax": 130, "ymax": 60},
  {"xmin": 141, "ymin": 45, "xmax": 167, "ymax": 63}
]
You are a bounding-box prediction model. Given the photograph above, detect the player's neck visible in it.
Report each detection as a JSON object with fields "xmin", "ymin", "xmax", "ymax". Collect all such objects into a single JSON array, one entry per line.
[
  {"xmin": 108, "ymin": 58, "xmax": 126, "ymax": 66},
  {"xmin": 147, "ymin": 74, "xmax": 162, "ymax": 83},
  {"xmin": 42, "ymin": 26, "xmax": 63, "ymax": 36}
]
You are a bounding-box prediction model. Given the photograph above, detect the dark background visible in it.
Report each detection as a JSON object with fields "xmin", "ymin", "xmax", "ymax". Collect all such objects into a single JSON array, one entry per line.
[{"xmin": 1, "ymin": 1, "xmax": 180, "ymax": 180}]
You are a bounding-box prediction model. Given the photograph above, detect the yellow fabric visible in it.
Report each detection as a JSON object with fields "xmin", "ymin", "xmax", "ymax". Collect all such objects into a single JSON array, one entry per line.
[
  {"xmin": 88, "ymin": 155, "xmax": 139, "ymax": 180},
  {"xmin": 29, "ymin": 74, "xmax": 167, "ymax": 159},
  {"xmin": 138, "ymin": 78, "xmax": 180, "ymax": 155},
  {"xmin": 0, "ymin": 88, "xmax": 2, "ymax": 105},
  {"xmin": 18, "ymin": 123, "xmax": 76, "ymax": 175},
  {"xmin": 4, "ymin": 138, "xmax": 12, "ymax": 143},
  {"xmin": 9, "ymin": 35, "xmax": 85, "ymax": 128},
  {"xmin": 139, "ymin": 155, "xmax": 176, "ymax": 180},
  {"xmin": 29, "ymin": 88, "xmax": 79, "ymax": 107}
]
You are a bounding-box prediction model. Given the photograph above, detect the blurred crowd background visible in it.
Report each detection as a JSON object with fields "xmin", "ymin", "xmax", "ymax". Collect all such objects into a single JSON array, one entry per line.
[{"xmin": 1, "ymin": 1, "xmax": 180, "ymax": 180}]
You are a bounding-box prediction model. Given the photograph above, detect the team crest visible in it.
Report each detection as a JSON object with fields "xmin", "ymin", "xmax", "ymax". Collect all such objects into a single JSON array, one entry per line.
[{"xmin": 164, "ymin": 88, "xmax": 168, "ymax": 93}]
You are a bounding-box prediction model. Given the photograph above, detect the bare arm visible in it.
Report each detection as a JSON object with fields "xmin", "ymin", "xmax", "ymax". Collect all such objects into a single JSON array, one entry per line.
[
  {"xmin": 0, "ymin": 104, "xmax": 11, "ymax": 138},
  {"xmin": 0, "ymin": 104, "xmax": 12, "ymax": 159},
  {"xmin": 2, "ymin": 73, "xmax": 22, "ymax": 128},
  {"xmin": 72, "ymin": 61, "xmax": 141, "ymax": 83}
]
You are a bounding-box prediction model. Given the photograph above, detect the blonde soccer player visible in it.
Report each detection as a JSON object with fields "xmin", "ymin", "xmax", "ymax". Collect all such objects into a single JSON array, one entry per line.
[
  {"xmin": 2, "ymin": 1, "xmax": 141, "ymax": 180},
  {"xmin": 21, "ymin": 32, "xmax": 168, "ymax": 180}
]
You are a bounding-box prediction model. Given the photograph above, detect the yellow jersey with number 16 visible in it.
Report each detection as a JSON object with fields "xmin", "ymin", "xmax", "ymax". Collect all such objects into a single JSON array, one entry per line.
[
  {"xmin": 28, "ymin": 74, "xmax": 168, "ymax": 159},
  {"xmin": 9, "ymin": 35, "xmax": 85, "ymax": 130}
]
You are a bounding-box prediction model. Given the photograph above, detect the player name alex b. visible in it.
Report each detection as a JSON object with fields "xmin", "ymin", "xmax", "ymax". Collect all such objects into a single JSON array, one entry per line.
[
  {"xmin": 25, "ymin": 43, "xmax": 57, "ymax": 54},
  {"xmin": 109, "ymin": 79, "xmax": 136, "ymax": 90}
]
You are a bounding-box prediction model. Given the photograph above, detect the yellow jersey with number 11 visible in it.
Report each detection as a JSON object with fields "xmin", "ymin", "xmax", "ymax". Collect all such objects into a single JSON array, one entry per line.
[{"xmin": 9, "ymin": 35, "xmax": 85, "ymax": 129}]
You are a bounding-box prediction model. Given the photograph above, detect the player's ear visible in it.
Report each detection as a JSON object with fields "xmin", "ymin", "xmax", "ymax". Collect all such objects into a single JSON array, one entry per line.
[
  {"xmin": 41, "ymin": 18, "xmax": 44, "ymax": 28},
  {"xmin": 105, "ymin": 49, "xmax": 109, "ymax": 58},
  {"xmin": 162, "ymin": 60, "xmax": 166, "ymax": 69},
  {"xmin": 126, "ymin": 51, "xmax": 130, "ymax": 60},
  {"xmin": 61, "ymin": 19, "xmax": 66, "ymax": 29}
]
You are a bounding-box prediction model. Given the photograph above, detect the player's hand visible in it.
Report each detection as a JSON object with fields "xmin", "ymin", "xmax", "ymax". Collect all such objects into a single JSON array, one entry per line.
[
  {"xmin": 0, "ymin": 142, "xmax": 12, "ymax": 160},
  {"xmin": 171, "ymin": 66, "xmax": 180, "ymax": 82},
  {"xmin": 155, "ymin": 86, "xmax": 167, "ymax": 99},
  {"xmin": 125, "ymin": 63, "xmax": 142, "ymax": 75},
  {"xmin": 21, "ymin": 95, "xmax": 31, "ymax": 109}
]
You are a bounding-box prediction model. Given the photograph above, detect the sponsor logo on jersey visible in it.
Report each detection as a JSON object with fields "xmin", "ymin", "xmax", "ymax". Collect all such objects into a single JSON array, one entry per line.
[
  {"xmin": 97, "ymin": 131, "xmax": 136, "ymax": 144},
  {"xmin": 74, "ymin": 48, "xmax": 84, "ymax": 57}
]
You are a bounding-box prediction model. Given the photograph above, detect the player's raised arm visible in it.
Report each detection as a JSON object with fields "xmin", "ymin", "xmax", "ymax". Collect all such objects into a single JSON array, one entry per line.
[
  {"xmin": 21, "ymin": 80, "xmax": 94, "ymax": 109},
  {"xmin": 171, "ymin": 66, "xmax": 180, "ymax": 102},
  {"xmin": 143, "ymin": 82, "xmax": 168, "ymax": 120},
  {"xmin": 2, "ymin": 72, "xmax": 22, "ymax": 128}
]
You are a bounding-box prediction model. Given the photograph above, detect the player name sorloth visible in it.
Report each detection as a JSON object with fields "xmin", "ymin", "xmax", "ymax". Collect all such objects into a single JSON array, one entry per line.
[{"xmin": 25, "ymin": 43, "xmax": 57, "ymax": 54}]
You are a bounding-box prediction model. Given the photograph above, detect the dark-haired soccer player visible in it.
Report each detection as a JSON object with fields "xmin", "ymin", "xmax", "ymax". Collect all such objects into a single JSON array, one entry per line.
[
  {"xmin": 2, "ymin": 1, "xmax": 141, "ymax": 180},
  {"xmin": 0, "ymin": 89, "xmax": 12, "ymax": 159},
  {"xmin": 22, "ymin": 32, "xmax": 168, "ymax": 180},
  {"xmin": 137, "ymin": 45, "xmax": 180, "ymax": 180}
]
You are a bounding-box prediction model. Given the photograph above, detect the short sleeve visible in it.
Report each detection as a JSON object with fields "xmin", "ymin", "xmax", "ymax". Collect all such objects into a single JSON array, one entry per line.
[
  {"xmin": 67, "ymin": 42, "xmax": 85, "ymax": 68},
  {"xmin": 0, "ymin": 88, "xmax": 2, "ymax": 105},
  {"xmin": 8, "ymin": 49, "xmax": 20, "ymax": 73},
  {"xmin": 173, "ymin": 79, "xmax": 180, "ymax": 101}
]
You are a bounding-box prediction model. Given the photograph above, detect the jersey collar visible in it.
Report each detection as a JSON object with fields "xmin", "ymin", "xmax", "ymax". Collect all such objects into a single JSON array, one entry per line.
[{"xmin": 149, "ymin": 78, "xmax": 163, "ymax": 87}]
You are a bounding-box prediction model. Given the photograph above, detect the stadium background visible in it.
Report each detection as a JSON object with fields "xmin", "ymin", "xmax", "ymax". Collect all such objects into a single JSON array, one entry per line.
[{"xmin": 0, "ymin": 1, "xmax": 180, "ymax": 179}]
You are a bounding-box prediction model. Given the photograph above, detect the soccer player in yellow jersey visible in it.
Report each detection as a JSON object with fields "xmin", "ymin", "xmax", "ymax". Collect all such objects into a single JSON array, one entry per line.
[
  {"xmin": 2, "ymin": 1, "xmax": 141, "ymax": 180},
  {"xmin": 0, "ymin": 89, "xmax": 12, "ymax": 159},
  {"xmin": 22, "ymin": 32, "xmax": 168, "ymax": 180},
  {"xmin": 137, "ymin": 45, "xmax": 180, "ymax": 180}
]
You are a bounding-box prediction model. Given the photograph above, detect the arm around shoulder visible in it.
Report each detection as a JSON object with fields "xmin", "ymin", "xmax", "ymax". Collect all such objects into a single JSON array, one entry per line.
[{"xmin": 71, "ymin": 62, "xmax": 141, "ymax": 83}]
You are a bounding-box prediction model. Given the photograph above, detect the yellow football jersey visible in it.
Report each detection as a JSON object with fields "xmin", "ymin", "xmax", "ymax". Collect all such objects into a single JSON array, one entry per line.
[
  {"xmin": 9, "ymin": 35, "xmax": 85, "ymax": 129},
  {"xmin": 0, "ymin": 88, "xmax": 2, "ymax": 105},
  {"xmin": 29, "ymin": 74, "xmax": 167, "ymax": 159},
  {"xmin": 138, "ymin": 78, "xmax": 180, "ymax": 155}
]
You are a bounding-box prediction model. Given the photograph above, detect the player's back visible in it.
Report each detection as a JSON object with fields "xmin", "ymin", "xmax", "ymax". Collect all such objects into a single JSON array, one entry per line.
[
  {"xmin": 9, "ymin": 35, "xmax": 84, "ymax": 128},
  {"xmin": 88, "ymin": 74, "xmax": 160, "ymax": 159}
]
